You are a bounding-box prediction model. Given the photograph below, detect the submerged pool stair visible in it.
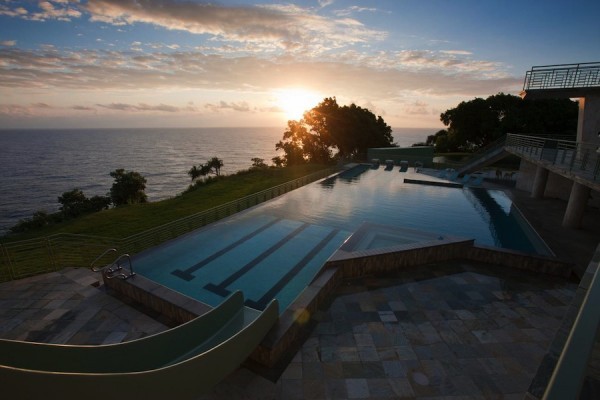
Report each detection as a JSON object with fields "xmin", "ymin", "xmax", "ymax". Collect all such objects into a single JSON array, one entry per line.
[{"xmin": 0, "ymin": 291, "xmax": 278, "ymax": 400}]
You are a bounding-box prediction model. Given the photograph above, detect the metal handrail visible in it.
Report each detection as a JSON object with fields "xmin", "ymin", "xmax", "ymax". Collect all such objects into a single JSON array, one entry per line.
[
  {"xmin": 104, "ymin": 254, "xmax": 135, "ymax": 280},
  {"xmin": 90, "ymin": 248, "xmax": 117, "ymax": 271},
  {"xmin": 454, "ymin": 135, "xmax": 507, "ymax": 175},
  {"xmin": 523, "ymin": 62, "xmax": 600, "ymax": 91},
  {"xmin": 543, "ymin": 259, "xmax": 600, "ymax": 399},
  {"xmin": 505, "ymin": 134, "xmax": 600, "ymax": 184}
]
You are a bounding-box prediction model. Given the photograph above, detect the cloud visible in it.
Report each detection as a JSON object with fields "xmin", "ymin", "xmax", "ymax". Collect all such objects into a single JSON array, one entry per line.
[
  {"xmin": 83, "ymin": 0, "xmax": 385, "ymax": 53},
  {"xmin": 96, "ymin": 102, "xmax": 190, "ymax": 113},
  {"xmin": 71, "ymin": 105, "xmax": 95, "ymax": 111},
  {"xmin": 404, "ymin": 101, "xmax": 430, "ymax": 115},
  {"xmin": 0, "ymin": 46, "xmax": 520, "ymax": 101},
  {"xmin": 0, "ymin": 40, "xmax": 17, "ymax": 47},
  {"xmin": 0, "ymin": 5, "xmax": 28, "ymax": 18},
  {"xmin": 318, "ymin": 0, "xmax": 335, "ymax": 8},
  {"xmin": 205, "ymin": 101, "xmax": 252, "ymax": 113},
  {"xmin": 0, "ymin": 102, "xmax": 57, "ymax": 116},
  {"xmin": 334, "ymin": 6, "xmax": 382, "ymax": 17},
  {"xmin": 441, "ymin": 50, "xmax": 473, "ymax": 55},
  {"xmin": 0, "ymin": 1, "xmax": 81, "ymax": 21}
]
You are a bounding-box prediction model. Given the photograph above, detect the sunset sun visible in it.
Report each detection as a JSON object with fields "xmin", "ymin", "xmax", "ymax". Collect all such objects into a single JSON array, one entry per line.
[{"xmin": 275, "ymin": 89, "xmax": 321, "ymax": 121}]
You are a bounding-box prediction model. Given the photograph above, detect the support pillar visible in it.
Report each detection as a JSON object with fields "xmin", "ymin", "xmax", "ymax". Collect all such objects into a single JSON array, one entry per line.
[
  {"xmin": 576, "ymin": 94, "xmax": 600, "ymax": 145},
  {"xmin": 562, "ymin": 182, "xmax": 590, "ymax": 229},
  {"xmin": 531, "ymin": 166, "xmax": 549, "ymax": 199}
]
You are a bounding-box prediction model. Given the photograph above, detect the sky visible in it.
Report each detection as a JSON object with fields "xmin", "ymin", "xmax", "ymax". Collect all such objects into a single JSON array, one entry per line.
[{"xmin": 0, "ymin": 0, "xmax": 598, "ymax": 129}]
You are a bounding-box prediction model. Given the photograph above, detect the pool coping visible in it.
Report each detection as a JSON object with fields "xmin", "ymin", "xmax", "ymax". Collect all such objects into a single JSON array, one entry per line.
[{"xmin": 103, "ymin": 235, "xmax": 574, "ymax": 376}]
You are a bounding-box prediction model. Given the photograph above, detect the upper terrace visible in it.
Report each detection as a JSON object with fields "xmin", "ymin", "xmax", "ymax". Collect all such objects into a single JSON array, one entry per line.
[{"xmin": 520, "ymin": 62, "xmax": 600, "ymax": 99}]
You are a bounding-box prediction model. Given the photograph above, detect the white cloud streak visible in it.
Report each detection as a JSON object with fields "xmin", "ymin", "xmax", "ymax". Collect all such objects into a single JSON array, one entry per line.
[
  {"xmin": 81, "ymin": 0, "xmax": 385, "ymax": 54},
  {"xmin": 0, "ymin": 46, "xmax": 518, "ymax": 97}
]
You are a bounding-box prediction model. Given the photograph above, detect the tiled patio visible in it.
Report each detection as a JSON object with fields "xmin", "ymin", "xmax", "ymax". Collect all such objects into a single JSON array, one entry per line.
[
  {"xmin": 0, "ymin": 268, "xmax": 167, "ymax": 345},
  {"xmin": 0, "ymin": 261, "xmax": 577, "ymax": 399},
  {"xmin": 200, "ymin": 261, "xmax": 576, "ymax": 399}
]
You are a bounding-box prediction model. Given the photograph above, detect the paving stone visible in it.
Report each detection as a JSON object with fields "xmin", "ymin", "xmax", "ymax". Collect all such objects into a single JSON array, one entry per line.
[
  {"xmin": 345, "ymin": 378, "xmax": 370, "ymax": 398},
  {"xmin": 0, "ymin": 261, "xmax": 580, "ymax": 399}
]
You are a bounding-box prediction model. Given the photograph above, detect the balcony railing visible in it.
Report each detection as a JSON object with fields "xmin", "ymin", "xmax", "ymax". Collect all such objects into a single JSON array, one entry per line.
[
  {"xmin": 505, "ymin": 134, "xmax": 600, "ymax": 184},
  {"xmin": 523, "ymin": 62, "xmax": 600, "ymax": 91}
]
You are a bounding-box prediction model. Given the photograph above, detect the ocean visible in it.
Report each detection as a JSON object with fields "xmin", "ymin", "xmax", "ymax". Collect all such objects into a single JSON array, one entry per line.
[{"xmin": 0, "ymin": 127, "xmax": 434, "ymax": 235}]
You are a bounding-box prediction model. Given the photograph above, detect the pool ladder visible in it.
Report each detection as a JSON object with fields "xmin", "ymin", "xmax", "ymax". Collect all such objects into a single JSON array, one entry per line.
[{"xmin": 90, "ymin": 248, "xmax": 136, "ymax": 280}]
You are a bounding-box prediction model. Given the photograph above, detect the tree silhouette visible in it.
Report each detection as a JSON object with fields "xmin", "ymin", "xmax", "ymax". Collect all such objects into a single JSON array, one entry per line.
[
  {"xmin": 275, "ymin": 97, "xmax": 394, "ymax": 166},
  {"xmin": 188, "ymin": 157, "xmax": 225, "ymax": 181},
  {"xmin": 438, "ymin": 93, "xmax": 578, "ymax": 152},
  {"xmin": 109, "ymin": 169, "xmax": 147, "ymax": 206},
  {"xmin": 208, "ymin": 157, "xmax": 224, "ymax": 176}
]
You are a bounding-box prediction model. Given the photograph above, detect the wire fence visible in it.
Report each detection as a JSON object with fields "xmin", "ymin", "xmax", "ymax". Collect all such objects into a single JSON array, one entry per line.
[{"xmin": 0, "ymin": 168, "xmax": 336, "ymax": 282}]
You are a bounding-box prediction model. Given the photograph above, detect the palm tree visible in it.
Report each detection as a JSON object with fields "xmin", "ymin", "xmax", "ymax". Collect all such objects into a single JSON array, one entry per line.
[
  {"xmin": 188, "ymin": 165, "xmax": 201, "ymax": 181},
  {"xmin": 208, "ymin": 157, "xmax": 224, "ymax": 176}
]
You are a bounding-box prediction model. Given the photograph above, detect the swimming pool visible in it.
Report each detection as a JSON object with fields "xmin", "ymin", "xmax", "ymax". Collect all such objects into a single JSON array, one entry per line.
[{"xmin": 133, "ymin": 165, "xmax": 551, "ymax": 313}]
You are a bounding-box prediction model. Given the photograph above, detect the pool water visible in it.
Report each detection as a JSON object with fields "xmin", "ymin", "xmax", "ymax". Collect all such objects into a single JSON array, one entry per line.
[{"xmin": 134, "ymin": 165, "xmax": 551, "ymax": 312}]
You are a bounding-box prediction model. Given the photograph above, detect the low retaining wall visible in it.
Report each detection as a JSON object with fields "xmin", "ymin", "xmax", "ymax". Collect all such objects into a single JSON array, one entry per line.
[
  {"xmin": 103, "ymin": 273, "xmax": 211, "ymax": 324},
  {"xmin": 466, "ymin": 245, "xmax": 573, "ymax": 278}
]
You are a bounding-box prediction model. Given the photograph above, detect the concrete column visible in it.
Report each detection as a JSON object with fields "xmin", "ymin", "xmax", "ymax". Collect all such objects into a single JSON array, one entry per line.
[
  {"xmin": 577, "ymin": 95, "xmax": 600, "ymax": 145},
  {"xmin": 562, "ymin": 182, "xmax": 590, "ymax": 229},
  {"xmin": 531, "ymin": 166, "xmax": 549, "ymax": 199}
]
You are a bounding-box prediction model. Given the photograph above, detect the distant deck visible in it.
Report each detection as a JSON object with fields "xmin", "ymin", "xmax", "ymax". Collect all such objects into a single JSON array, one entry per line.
[{"xmin": 521, "ymin": 62, "xmax": 600, "ymax": 99}]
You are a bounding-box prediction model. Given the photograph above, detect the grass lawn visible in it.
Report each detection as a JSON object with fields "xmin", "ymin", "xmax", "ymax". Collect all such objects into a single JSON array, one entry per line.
[{"xmin": 2, "ymin": 164, "xmax": 331, "ymax": 241}]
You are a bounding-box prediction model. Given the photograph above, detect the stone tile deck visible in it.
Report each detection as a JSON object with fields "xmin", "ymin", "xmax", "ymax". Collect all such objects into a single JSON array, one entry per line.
[
  {"xmin": 200, "ymin": 261, "xmax": 576, "ymax": 399},
  {"xmin": 0, "ymin": 261, "xmax": 576, "ymax": 399},
  {"xmin": 0, "ymin": 268, "xmax": 168, "ymax": 345}
]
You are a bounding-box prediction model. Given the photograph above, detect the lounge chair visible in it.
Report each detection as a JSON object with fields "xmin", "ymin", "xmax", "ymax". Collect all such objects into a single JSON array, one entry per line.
[{"xmin": 399, "ymin": 160, "xmax": 409, "ymax": 172}]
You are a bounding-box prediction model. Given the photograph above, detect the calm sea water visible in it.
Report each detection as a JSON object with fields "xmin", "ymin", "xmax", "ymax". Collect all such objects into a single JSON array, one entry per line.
[{"xmin": 0, "ymin": 127, "xmax": 433, "ymax": 235}]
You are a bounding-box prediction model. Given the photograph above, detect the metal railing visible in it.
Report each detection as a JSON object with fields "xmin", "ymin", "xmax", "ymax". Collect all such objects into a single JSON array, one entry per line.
[
  {"xmin": 0, "ymin": 168, "xmax": 336, "ymax": 282},
  {"xmin": 102, "ymin": 253, "xmax": 135, "ymax": 280},
  {"xmin": 455, "ymin": 135, "xmax": 508, "ymax": 174},
  {"xmin": 523, "ymin": 62, "xmax": 600, "ymax": 91},
  {"xmin": 505, "ymin": 134, "xmax": 600, "ymax": 184}
]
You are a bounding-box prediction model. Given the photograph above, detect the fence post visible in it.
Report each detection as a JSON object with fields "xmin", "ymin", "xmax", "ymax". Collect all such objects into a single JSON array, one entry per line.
[
  {"xmin": 0, "ymin": 242, "xmax": 16, "ymax": 281},
  {"xmin": 45, "ymin": 238, "xmax": 59, "ymax": 271}
]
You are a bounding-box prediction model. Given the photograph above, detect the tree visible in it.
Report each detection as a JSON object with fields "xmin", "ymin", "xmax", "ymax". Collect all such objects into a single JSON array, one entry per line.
[
  {"xmin": 188, "ymin": 165, "xmax": 202, "ymax": 181},
  {"xmin": 208, "ymin": 157, "xmax": 224, "ymax": 176},
  {"xmin": 58, "ymin": 188, "xmax": 111, "ymax": 217},
  {"xmin": 275, "ymin": 97, "xmax": 394, "ymax": 165},
  {"xmin": 188, "ymin": 157, "xmax": 225, "ymax": 182},
  {"xmin": 58, "ymin": 188, "xmax": 88, "ymax": 218},
  {"xmin": 9, "ymin": 211, "xmax": 55, "ymax": 233},
  {"xmin": 271, "ymin": 156, "xmax": 285, "ymax": 168},
  {"xmin": 438, "ymin": 93, "xmax": 578, "ymax": 152},
  {"xmin": 251, "ymin": 157, "xmax": 267, "ymax": 169},
  {"xmin": 109, "ymin": 169, "xmax": 147, "ymax": 206}
]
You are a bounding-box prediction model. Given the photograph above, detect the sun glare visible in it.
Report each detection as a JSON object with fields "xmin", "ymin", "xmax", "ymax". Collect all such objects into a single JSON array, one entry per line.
[{"xmin": 275, "ymin": 89, "xmax": 321, "ymax": 121}]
